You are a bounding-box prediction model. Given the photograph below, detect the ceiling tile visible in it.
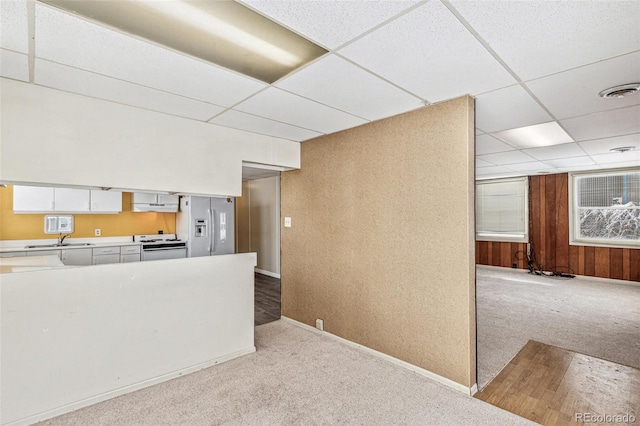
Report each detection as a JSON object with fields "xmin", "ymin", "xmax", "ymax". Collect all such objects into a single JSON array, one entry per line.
[
  {"xmin": 522, "ymin": 143, "xmax": 587, "ymax": 161},
  {"xmin": 476, "ymin": 165, "xmax": 513, "ymax": 175},
  {"xmin": 34, "ymin": 4, "xmax": 266, "ymax": 107},
  {"xmin": 504, "ymin": 161, "xmax": 554, "ymax": 172},
  {"xmin": 561, "ymin": 105, "xmax": 640, "ymax": 141},
  {"xmin": 0, "ymin": 49, "xmax": 29, "ymax": 82},
  {"xmin": 596, "ymin": 161, "xmax": 640, "ymax": 171},
  {"xmin": 0, "ymin": 0, "xmax": 29, "ymax": 53},
  {"xmin": 476, "ymin": 134, "xmax": 515, "ymax": 155},
  {"xmin": 475, "ymin": 85, "xmax": 552, "ymax": 133},
  {"xmin": 578, "ymin": 133, "xmax": 640, "ymax": 155},
  {"xmin": 34, "ymin": 59, "xmax": 225, "ymax": 121},
  {"xmin": 339, "ymin": 1, "xmax": 515, "ymax": 103},
  {"xmin": 478, "ymin": 151, "xmax": 537, "ymax": 165},
  {"xmin": 235, "ymin": 87, "xmax": 368, "ymax": 134},
  {"xmin": 554, "ymin": 164, "xmax": 602, "ymax": 173},
  {"xmin": 526, "ymin": 52, "xmax": 640, "ymax": 120},
  {"xmin": 450, "ymin": 1, "xmax": 640, "ymax": 80},
  {"xmin": 590, "ymin": 151, "xmax": 640, "ymax": 165},
  {"xmin": 240, "ymin": 0, "xmax": 419, "ymax": 49},
  {"xmin": 475, "ymin": 158, "xmax": 494, "ymax": 168},
  {"xmin": 476, "ymin": 128, "xmax": 485, "ymax": 135},
  {"xmin": 210, "ymin": 109, "xmax": 323, "ymax": 142},
  {"xmin": 544, "ymin": 156, "xmax": 595, "ymax": 168},
  {"xmin": 276, "ymin": 54, "xmax": 422, "ymax": 121}
]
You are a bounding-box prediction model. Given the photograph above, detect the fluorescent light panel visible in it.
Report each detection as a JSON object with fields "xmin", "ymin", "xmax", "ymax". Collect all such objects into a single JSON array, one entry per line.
[
  {"xmin": 40, "ymin": 0, "xmax": 328, "ymax": 83},
  {"xmin": 491, "ymin": 121, "xmax": 574, "ymax": 149}
]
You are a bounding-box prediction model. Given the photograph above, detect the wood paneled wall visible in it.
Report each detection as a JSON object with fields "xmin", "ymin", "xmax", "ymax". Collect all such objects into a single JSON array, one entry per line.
[{"xmin": 476, "ymin": 173, "xmax": 640, "ymax": 282}]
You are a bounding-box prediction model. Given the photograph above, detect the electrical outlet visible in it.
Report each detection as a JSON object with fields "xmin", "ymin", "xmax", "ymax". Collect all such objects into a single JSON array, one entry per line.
[
  {"xmin": 284, "ymin": 217, "xmax": 292, "ymax": 228},
  {"xmin": 315, "ymin": 318, "xmax": 324, "ymax": 331},
  {"xmin": 512, "ymin": 263, "xmax": 517, "ymax": 269},
  {"xmin": 95, "ymin": 229, "xmax": 101, "ymax": 236}
]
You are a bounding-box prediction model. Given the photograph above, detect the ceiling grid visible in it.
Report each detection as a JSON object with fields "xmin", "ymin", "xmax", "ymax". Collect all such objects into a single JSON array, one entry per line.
[{"xmin": 0, "ymin": 0, "xmax": 637, "ymax": 178}]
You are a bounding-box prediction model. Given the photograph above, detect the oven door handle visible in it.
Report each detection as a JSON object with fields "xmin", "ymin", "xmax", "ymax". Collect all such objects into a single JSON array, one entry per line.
[{"xmin": 143, "ymin": 247, "xmax": 187, "ymax": 251}]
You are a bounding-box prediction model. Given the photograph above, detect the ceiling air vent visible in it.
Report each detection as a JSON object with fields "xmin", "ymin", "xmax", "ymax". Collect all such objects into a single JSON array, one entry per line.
[
  {"xmin": 598, "ymin": 83, "xmax": 640, "ymax": 99},
  {"xmin": 609, "ymin": 146, "xmax": 635, "ymax": 153}
]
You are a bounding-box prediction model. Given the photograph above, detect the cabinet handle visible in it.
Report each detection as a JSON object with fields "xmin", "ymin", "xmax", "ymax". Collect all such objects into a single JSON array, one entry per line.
[
  {"xmin": 51, "ymin": 201, "xmax": 55, "ymax": 210},
  {"xmin": 102, "ymin": 249, "xmax": 112, "ymax": 252}
]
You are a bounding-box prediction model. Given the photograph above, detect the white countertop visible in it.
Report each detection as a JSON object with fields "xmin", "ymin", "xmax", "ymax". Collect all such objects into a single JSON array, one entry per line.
[
  {"xmin": 0, "ymin": 237, "xmax": 141, "ymax": 253},
  {"xmin": 0, "ymin": 255, "xmax": 68, "ymax": 274}
]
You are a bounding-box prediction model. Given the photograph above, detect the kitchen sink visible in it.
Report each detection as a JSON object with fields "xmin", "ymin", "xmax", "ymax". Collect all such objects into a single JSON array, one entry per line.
[{"xmin": 25, "ymin": 243, "xmax": 93, "ymax": 248}]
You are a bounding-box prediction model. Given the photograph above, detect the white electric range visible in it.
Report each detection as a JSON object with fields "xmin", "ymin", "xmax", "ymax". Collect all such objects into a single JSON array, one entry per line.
[{"xmin": 133, "ymin": 234, "xmax": 187, "ymax": 261}]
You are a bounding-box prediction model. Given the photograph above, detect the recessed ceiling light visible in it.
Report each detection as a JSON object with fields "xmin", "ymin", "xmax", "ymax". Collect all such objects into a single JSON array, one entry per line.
[
  {"xmin": 609, "ymin": 146, "xmax": 636, "ymax": 153},
  {"xmin": 491, "ymin": 122, "xmax": 574, "ymax": 149},
  {"xmin": 40, "ymin": 0, "xmax": 328, "ymax": 83},
  {"xmin": 598, "ymin": 83, "xmax": 640, "ymax": 99}
]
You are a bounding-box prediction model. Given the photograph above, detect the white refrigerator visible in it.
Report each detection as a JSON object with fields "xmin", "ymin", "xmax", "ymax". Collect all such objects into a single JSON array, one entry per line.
[{"xmin": 176, "ymin": 196, "xmax": 235, "ymax": 257}]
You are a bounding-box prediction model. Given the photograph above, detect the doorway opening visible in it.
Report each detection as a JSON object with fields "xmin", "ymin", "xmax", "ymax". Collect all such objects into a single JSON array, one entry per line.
[{"xmin": 237, "ymin": 163, "xmax": 282, "ymax": 326}]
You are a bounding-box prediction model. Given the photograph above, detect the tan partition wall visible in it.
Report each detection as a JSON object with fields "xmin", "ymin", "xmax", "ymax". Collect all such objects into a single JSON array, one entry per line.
[{"xmin": 281, "ymin": 96, "xmax": 476, "ymax": 388}]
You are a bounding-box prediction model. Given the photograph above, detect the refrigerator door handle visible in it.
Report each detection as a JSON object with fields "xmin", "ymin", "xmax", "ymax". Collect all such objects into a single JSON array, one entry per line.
[
  {"xmin": 211, "ymin": 208, "xmax": 216, "ymax": 254},
  {"xmin": 207, "ymin": 208, "xmax": 212, "ymax": 254}
]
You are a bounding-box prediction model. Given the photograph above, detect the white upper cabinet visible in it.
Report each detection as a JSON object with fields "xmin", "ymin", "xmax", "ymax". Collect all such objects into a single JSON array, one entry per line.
[
  {"xmin": 55, "ymin": 188, "xmax": 91, "ymax": 212},
  {"xmin": 13, "ymin": 186, "xmax": 55, "ymax": 212},
  {"xmin": 90, "ymin": 190, "xmax": 122, "ymax": 213},
  {"xmin": 13, "ymin": 186, "xmax": 121, "ymax": 213}
]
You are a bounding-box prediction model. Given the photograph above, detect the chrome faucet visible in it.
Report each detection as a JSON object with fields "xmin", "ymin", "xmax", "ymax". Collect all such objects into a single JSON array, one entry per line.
[{"xmin": 58, "ymin": 233, "xmax": 70, "ymax": 245}]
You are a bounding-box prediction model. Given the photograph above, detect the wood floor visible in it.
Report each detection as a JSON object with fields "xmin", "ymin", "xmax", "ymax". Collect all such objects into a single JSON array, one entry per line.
[
  {"xmin": 255, "ymin": 272, "xmax": 281, "ymax": 326},
  {"xmin": 476, "ymin": 341, "xmax": 639, "ymax": 425}
]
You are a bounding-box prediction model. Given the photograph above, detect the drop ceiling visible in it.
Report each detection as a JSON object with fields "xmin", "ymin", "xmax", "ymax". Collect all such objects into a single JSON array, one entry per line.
[{"xmin": 1, "ymin": 0, "xmax": 639, "ymax": 180}]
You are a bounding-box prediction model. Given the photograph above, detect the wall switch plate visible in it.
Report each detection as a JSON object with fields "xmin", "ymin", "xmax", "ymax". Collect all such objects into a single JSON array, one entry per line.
[
  {"xmin": 315, "ymin": 318, "xmax": 324, "ymax": 331},
  {"xmin": 284, "ymin": 217, "xmax": 292, "ymax": 228},
  {"xmin": 95, "ymin": 229, "xmax": 101, "ymax": 236}
]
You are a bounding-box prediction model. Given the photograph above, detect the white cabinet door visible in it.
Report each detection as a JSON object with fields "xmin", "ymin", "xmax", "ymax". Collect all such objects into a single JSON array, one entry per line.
[
  {"xmin": 157, "ymin": 194, "xmax": 179, "ymax": 205},
  {"xmin": 61, "ymin": 248, "xmax": 92, "ymax": 265},
  {"xmin": 90, "ymin": 190, "xmax": 122, "ymax": 212},
  {"xmin": 120, "ymin": 253, "xmax": 140, "ymax": 263},
  {"xmin": 92, "ymin": 254, "xmax": 120, "ymax": 265},
  {"xmin": 55, "ymin": 188, "xmax": 90, "ymax": 212},
  {"xmin": 13, "ymin": 186, "xmax": 55, "ymax": 212}
]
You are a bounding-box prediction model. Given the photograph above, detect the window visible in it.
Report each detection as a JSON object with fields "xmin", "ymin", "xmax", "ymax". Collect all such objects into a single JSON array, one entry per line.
[
  {"xmin": 476, "ymin": 177, "xmax": 528, "ymax": 243},
  {"xmin": 570, "ymin": 169, "xmax": 640, "ymax": 248}
]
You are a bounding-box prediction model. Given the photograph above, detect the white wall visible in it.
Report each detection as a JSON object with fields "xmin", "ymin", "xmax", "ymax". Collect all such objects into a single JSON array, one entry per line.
[
  {"xmin": 236, "ymin": 176, "xmax": 281, "ymax": 277},
  {"xmin": 1, "ymin": 254, "xmax": 257, "ymax": 426},
  {"xmin": 0, "ymin": 79, "xmax": 300, "ymax": 197}
]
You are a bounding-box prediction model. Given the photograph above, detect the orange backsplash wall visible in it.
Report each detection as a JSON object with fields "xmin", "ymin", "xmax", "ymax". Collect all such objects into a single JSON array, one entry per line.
[{"xmin": 0, "ymin": 186, "xmax": 176, "ymax": 240}]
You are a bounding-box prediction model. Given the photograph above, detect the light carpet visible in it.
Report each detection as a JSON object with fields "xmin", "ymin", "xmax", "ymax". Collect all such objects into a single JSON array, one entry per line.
[
  {"xmin": 39, "ymin": 320, "xmax": 533, "ymax": 426},
  {"xmin": 477, "ymin": 266, "xmax": 640, "ymax": 389}
]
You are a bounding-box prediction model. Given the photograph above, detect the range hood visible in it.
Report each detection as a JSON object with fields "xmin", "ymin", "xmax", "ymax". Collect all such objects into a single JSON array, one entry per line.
[{"xmin": 131, "ymin": 193, "xmax": 179, "ymax": 213}]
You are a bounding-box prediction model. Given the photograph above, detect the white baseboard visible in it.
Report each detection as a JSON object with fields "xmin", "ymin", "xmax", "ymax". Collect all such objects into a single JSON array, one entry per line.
[
  {"xmin": 280, "ymin": 316, "xmax": 477, "ymax": 396},
  {"xmin": 476, "ymin": 264, "xmax": 639, "ymax": 287},
  {"xmin": 255, "ymin": 268, "xmax": 280, "ymax": 279},
  {"xmin": 5, "ymin": 346, "xmax": 256, "ymax": 426}
]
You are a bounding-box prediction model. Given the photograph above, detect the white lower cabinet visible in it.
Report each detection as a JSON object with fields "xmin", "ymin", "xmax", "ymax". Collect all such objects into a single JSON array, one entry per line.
[
  {"xmin": 0, "ymin": 251, "xmax": 27, "ymax": 258},
  {"xmin": 61, "ymin": 248, "xmax": 92, "ymax": 266},
  {"xmin": 92, "ymin": 246, "xmax": 121, "ymax": 265},
  {"xmin": 120, "ymin": 245, "xmax": 141, "ymax": 263},
  {"xmin": 26, "ymin": 249, "xmax": 62, "ymax": 260}
]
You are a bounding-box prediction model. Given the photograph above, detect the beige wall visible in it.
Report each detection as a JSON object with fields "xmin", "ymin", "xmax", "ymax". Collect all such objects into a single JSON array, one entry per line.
[
  {"xmin": 236, "ymin": 177, "xmax": 281, "ymax": 276},
  {"xmin": 280, "ymin": 96, "xmax": 476, "ymax": 388}
]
